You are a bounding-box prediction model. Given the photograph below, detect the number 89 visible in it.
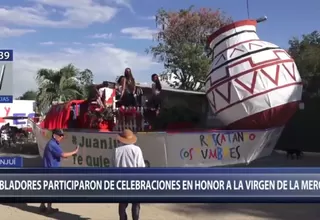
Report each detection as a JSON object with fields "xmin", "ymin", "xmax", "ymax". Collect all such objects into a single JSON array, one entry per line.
[{"xmin": 0, "ymin": 52, "xmax": 10, "ymax": 60}]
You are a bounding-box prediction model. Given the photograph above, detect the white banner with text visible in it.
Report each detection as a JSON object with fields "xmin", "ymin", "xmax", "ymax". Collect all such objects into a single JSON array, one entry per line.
[{"xmin": 31, "ymin": 121, "xmax": 282, "ymax": 167}]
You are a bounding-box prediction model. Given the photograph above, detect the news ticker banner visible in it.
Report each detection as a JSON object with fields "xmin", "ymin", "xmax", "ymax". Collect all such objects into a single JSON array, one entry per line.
[
  {"xmin": 0, "ymin": 49, "xmax": 13, "ymax": 103},
  {"xmin": 1, "ymin": 168, "xmax": 320, "ymax": 202}
]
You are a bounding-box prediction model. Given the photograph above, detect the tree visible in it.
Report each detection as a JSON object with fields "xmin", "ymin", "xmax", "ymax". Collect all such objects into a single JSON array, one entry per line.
[
  {"xmin": 278, "ymin": 31, "xmax": 320, "ymax": 153},
  {"xmin": 17, "ymin": 90, "xmax": 37, "ymax": 100},
  {"xmin": 35, "ymin": 64, "xmax": 92, "ymax": 113},
  {"xmin": 148, "ymin": 6, "xmax": 232, "ymax": 91},
  {"xmin": 288, "ymin": 31, "xmax": 320, "ymax": 98},
  {"xmin": 77, "ymin": 68, "xmax": 94, "ymax": 99}
]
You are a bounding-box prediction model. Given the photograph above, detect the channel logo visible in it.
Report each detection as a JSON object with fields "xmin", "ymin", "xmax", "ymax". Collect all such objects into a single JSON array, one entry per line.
[
  {"xmin": 0, "ymin": 157, "xmax": 23, "ymax": 168},
  {"xmin": 0, "ymin": 64, "xmax": 5, "ymax": 90}
]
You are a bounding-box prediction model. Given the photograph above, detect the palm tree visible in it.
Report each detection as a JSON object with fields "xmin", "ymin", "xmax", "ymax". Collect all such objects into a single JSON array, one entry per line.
[{"xmin": 36, "ymin": 64, "xmax": 87, "ymax": 113}]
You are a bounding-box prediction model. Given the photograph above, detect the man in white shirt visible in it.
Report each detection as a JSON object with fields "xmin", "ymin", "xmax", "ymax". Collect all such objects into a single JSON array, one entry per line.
[{"xmin": 113, "ymin": 129, "xmax": 145, "ymax": 220}]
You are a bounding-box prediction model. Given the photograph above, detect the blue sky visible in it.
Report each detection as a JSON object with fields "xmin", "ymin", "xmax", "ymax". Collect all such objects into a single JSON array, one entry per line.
[{"xmin": 0, "ymin": 0, "xmax": 318, "ymax": 96}]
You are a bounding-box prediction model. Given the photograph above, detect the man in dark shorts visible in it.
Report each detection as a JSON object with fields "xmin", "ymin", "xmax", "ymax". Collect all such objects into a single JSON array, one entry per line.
[{"xmin": 40, "ymin": 129, "xmax": 79, "ymax": 214}]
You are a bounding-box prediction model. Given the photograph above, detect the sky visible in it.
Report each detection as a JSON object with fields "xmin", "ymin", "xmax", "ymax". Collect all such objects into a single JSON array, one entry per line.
[{"xmin": 0, "ymin": 0, "xmax": 319, "ymax": 97}]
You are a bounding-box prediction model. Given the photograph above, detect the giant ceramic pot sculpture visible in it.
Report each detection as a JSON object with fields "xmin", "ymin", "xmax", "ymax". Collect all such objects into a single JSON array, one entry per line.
[{"xmin": 205, "ymin": 20, "xmax": 303, "ymax": 129}]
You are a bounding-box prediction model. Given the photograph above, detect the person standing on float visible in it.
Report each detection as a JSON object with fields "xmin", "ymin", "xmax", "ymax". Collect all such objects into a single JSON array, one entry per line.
[
  {"xmin": 116, "ymin": 76, "xmax": 125, "ymax": 107},
  {"xmin": 119, "ymin": 68, "xmax": 137, "ymax": 106},
  {"xmin": 40, "ymin": 129, "xmax": 79, "ymax": 214},
  {"xmin": 112, "ymin": 129, "xmax": 145, "ymax": 220},
  {"xmin": 150, "ymin": 73, "xmax": 162, "ymax": 114}
]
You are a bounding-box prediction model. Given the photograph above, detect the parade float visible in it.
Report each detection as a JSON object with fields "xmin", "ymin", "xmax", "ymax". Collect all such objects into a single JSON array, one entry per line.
[{"xmin": 31, "ymin": 18, "xmax": 303, "ymax": 167}]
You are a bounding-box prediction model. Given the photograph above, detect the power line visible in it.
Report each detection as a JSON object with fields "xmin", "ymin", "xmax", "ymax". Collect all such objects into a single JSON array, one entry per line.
[{"xmin": 246, "ymin": 0, "xmax": 250, "ymax": 19}]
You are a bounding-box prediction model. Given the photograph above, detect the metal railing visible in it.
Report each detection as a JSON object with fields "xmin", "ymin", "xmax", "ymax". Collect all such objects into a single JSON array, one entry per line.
[{"xmin": 113, "ymin": 107, "xmax": 145, "ymax": 132}]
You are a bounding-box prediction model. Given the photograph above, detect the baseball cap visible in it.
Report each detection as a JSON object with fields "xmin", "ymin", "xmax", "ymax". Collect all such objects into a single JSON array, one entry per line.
[{"xmin": 52, "ymin": 129, "xmax": 64, "ymax": 136}]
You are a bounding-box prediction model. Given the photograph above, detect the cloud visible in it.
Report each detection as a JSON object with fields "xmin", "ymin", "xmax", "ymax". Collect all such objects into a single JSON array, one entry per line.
[
  {"xmin": 13, "ymin": 44, "xmax": 160, "ymax": 97},
  {"xmin": 61, "ymin": 48, "xmax": 84, "ymax": 54},
  {"xmin": 121, "ymin": 27, "xmax": 157, "ymax": 40},
  {"xmin": 0, "ymin": 0, "xmax": 118, "ymax": 28},
  {"xmin": 40, "ymin": 41, "xmax": 55, "ymax": 45},
  {"xmin": 105, "ymin": 0, "xmax": 134, "ymax": 13},
  {"xmin": 89, "ymin": 42, "xmax": 114, "ymax": 47},
  {"xmin": 144, "ymin": 16, "xmax": 155, "ymax": 20},
  {"xmin": 137, "ymin": 15, "xmax": 155, "ymax": 21},
  {"xmin": 0, "ymin": 26, "xmax": 35, "ymax": 37},
  {"xmin": 89, "ymin": 33, "xmax": 113, "ymax": 39}
]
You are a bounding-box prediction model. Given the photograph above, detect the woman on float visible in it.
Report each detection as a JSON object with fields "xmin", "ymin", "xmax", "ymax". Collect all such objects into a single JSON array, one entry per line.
[
  {"xmin": 116, "ymin": 76, "xmax": 124, "ymax": 107},
  {"xmin": 150, "ymin": 74, "xmax": 162, "ymax": 114},
  {"xmin": 119, "ymin": 68, "xmax": 137, "ymax": 107}
]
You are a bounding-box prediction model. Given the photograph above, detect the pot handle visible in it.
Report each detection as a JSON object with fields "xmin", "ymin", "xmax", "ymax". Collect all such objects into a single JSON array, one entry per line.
[{"xmin": 256, "ymin": 16, "xmax": 267, "ymax": 23}]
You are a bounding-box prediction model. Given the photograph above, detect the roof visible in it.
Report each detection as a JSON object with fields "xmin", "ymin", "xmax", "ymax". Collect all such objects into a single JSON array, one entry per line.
[
  {"xmin": 137, "ymin": 82, "xmax": 205, "ymax": 95},
  {"xmin": 100, "ymin": 78, "xmax": 206, "ymax": 95}
]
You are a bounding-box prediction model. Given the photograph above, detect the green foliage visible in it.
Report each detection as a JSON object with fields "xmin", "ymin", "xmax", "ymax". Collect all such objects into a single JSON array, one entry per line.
[
  {"xmin": 35, "ymin": 64, "xmax": 93, "ymax": 113},
  {"xmin": 147, "ymin": 6, "xmax": 232, "ymax": 91},
  {"xmin": 288, "ymin": 31, "xmax": 320, "ymax": 98},
  {"xmin": 87, "ymin": 107, "xmax": 114, "ymax": 128},
  {"xmin": 277, "ymin": 31, "xmax": 320, "ymax": 152},
  {"xmin": 86, "ymin": 84, "xmax": 98, "ymax": 101},
  {"xmin": 77, "ymin": 68, "xmax": 94, "ymax": 99},
  {"xmin": 16, "ymin": 90, "xmax": 37, "ymax": 100}
]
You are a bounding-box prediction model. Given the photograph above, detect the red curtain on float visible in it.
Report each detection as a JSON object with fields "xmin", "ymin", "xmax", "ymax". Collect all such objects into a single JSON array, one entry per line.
[{"xmin": 42, "ymin": 100, "xmax": 86, "ymax": 130}]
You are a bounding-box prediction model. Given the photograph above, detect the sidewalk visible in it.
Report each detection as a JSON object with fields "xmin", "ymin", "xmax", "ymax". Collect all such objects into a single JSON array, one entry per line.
[{"xmin": 0, "ymin": 203, "xmax": 319, "ymax": 220}]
